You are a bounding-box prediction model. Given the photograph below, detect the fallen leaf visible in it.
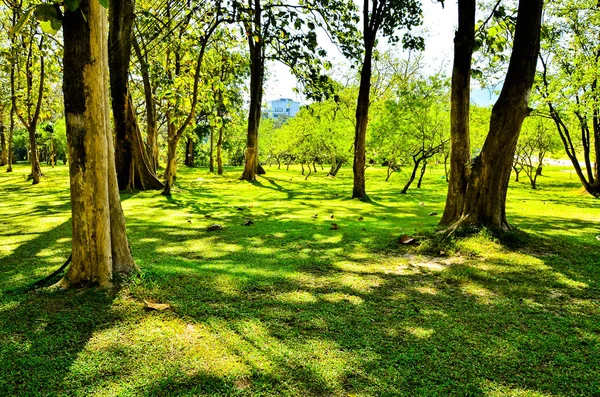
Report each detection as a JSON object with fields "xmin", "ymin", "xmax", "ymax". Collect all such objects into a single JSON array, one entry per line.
[
  {"xmin": 144, "ymin": 300, "xmax": 171, "ymax": 311},
  {"xmin": 429, "ymin": 212, "xmax": 438, "ymax": 216},
  {"xmin": 596, "ymin": 235, "xmax": 600, "ymax": 241},
  {"xmin": 330, "ymin": 214, "xmax": 334, "ymax": 219},
  {"xmin": 311, "ymin": 214, "xmax": 318, "ymax": 219},
  {"xmin": 419, "ymin": 202, "xmax": 425, "ymax": 206},
  {"xmin": 331, "ymin": 223, "xmax": 339, "ymax": 230},
  {"xmin": 207, "ymin": 224, "xmax": 223, "ymax": 231},
  {"xmin": 357, "ymin": 216, "xmax": 364, "ymax": 221},
  {"xmin": 237, "ymin": 207, "xmax": 244, "ymax": 211},
  {"xmin": 399, "ymin": 235, "xmax": 414, "ymax": 244},
  {"xmin": 243, "ymin": 220, "xmax": 254, "ymax": 226}
]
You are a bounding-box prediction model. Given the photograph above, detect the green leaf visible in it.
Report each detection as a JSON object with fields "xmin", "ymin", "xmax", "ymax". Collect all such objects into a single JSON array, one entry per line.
[
  {"xmin": 65, "ymin": 0, "xmax": 81, "ymax": 11},
  {"xmin": 98, "ymin": 0, "xmax": 109, "ymax": 8},
  {"xmin": 39, "ymin": 19, "xmax": 61, "ymax": 35},
  {"xmin": 34, "ymin": 4, "xmax": 57, "ymax": 22},
  {"xmin": 10, "ymin": 7, "xmax": 35, "ymax": 36}
]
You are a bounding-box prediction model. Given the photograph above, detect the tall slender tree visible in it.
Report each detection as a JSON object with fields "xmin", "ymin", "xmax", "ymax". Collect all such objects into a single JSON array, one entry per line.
[{"xmin": 349, "ymin": 0, "xmax": 425, "ymax": 200}]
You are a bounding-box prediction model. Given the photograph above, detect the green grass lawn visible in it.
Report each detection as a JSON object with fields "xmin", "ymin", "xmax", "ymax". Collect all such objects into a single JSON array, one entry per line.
[{"xmin": 0, "ymin": 162, "xmax": 599, "ymax": 396}]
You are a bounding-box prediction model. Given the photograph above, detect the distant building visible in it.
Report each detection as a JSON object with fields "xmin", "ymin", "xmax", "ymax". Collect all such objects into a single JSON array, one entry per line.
[{"xmin": 263, "ymin": 98, "xmax": 300, "ymax": 119}]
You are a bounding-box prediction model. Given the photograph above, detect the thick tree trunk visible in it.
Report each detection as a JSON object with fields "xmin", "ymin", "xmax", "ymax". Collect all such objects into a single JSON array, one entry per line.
[
  {"xmin": 440, "ymin": 0, "xmax": 476, "ymax": 225},
  {"xmin": 450, "ymin": 0, "xmax": 544, "ymax": 231},
  {"xmin": 59, "ymin": 0, "xmax": 136, "ymax": 289},
  {"xmin": 109, "ymin": 0, "xmax": 163, "ymax": 191},
  {"xmin": 217, "ymin": 123, "xmax": 224, "ymax": 175},
  {"xmin": 352, "ymin": 36, "xmax": 373, "ymax": 200}
]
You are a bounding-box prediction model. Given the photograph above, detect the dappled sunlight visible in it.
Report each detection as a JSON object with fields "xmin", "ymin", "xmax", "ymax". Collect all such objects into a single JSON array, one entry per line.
[
  {"xmin": 405, "ymin": 326, "xmax": 435, "ymax": 339},
  {"xmin": 2, "ymin": 164, "xmax": 600, "ymax": 395}
]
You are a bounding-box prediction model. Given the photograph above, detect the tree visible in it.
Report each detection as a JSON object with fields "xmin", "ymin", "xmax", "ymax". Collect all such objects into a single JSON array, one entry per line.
[
  {"xmin": 159, "ymin": 1, "xmax": 229, "ymax": 195},
  {"xmin": 370, "ymin": 73, "xmax": 449, "ymax": 193},
  {"xmin": 442, "ymin": 0, "xmax": 544, "ymax": 231},
  {"xmin": 57, "ymin": 0, "xmax": 136, "ymax": 288},
  {"xmin": 440, "ymin": 0, "xmax": 475, "ymax": 224},
  {"xmin": 537, "ymin": 0, "xmax": 600, "ymax": 197},
  {"xmin": 109, "ymin": 0, "xmax": 163, "ymax": 191},
  {"xmin": 12, "ymin": 21, "xmax": 45, "ymax": 184},
  {"xmin": 236, "ymin": 0, "xmax": 358, "ymax": 181},
  {"xmin": 514, "ymin": 116, "xmax": 560, "ymax": 189},
  {"xmin": 349, "ymin": 0, "xmax": 427, "ymax": 200}
]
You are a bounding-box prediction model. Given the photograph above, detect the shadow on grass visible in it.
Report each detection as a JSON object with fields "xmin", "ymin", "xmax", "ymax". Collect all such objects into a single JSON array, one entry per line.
[{"xmin": 0, "ymin": 165, "xmax": 599, "ymax": 396}]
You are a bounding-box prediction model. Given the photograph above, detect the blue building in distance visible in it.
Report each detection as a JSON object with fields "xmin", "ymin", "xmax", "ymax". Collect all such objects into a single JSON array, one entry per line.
[{"xmin": 263, "ymin": 98, "xmax": 300, "ymax": 119}]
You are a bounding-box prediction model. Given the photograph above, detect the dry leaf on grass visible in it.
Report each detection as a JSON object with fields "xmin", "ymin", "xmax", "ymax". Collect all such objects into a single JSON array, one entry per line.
[
  {"xmin": 144, "ymin": 300, "xmax": 171, "ymax": 311},
  {"xmin": 331, "ymin": 223, "xmax": 339, "ymax": 230},
  {"xmin": 399, "ymin": 235, "xmax": 414, "ymax": 244}
]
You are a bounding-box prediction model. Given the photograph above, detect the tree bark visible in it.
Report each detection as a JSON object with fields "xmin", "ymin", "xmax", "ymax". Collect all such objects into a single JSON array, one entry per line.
[
  {"xmin": 59, "ymin": 0, "xmax": 136, "ymax": 289},
  {"xmin": 417, "ymin": 160, "xmax": 427, "ymax": 188},
  {"xmin": 132, "ymin": 36, "xmax": 159, "ymax": 173},
  {"xmin": 109, "ymin": 0, "xmax": 163, "ymax": 191},
  {"xmin": 240, "ymin": 1, "xmax": 264, "ymax": 181},
  {"xmin": 440, "ymin": 0, "xmax": 475, "ymax": 225},
  {"xmin": 449, "ymin": 0, "xmax": 544, "ymax": 231},
  {"xmin": 185, "ymin": 137, "xmax": 194, "ymax": 167},
  {"xmin": 401, "ymin": 159, "xmax": 421, "ymax": 194},
  {"xmin": 352, "ymin": 31, "xmax": 374, "ymax": 200},
  {"xmin": 217, "ymin": 123, "xmax": 224, "ymax": 174},
  {"xmin": 209, "ymin": 127, "xmax": 215, "ymax": 172},
  {"xmin": 0, "ymin": 125, "xmax": 6, "ymax": 166}
]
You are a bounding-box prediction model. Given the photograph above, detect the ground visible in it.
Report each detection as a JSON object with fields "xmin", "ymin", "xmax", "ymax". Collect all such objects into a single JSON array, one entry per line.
[{"xmin": 0, "ymin": 163, "xmax": 599, "ymax": 397}]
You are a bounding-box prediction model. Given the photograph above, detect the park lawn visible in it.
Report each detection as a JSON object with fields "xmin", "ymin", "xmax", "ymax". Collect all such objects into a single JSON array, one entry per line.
[{"xmin": 0, "ymin": 162, "xmax": 599, "ymax": 397}]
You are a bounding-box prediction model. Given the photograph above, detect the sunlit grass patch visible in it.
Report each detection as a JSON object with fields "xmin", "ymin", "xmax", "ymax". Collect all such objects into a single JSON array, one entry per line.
[{"xmin": 1, "ymin": 163, "xmax": 599, "ymax": 396}]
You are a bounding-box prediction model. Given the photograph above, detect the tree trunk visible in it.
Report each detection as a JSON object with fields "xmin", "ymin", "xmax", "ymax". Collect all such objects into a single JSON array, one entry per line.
[
  {"xmin": 59, "ymin": 0, "xmax": 136, "ymax": 289},
  {"xmin": 440, "ymin": 0, "xmax": 476, "ymax": 225},
  {"xmin": 385, "ymin": 163, "xmax": 394, "ymax": 182},
  {"xmin": 513, "ymin": 165, "xmax": 521, "ymax": 182},
  {"xmin": 401, "ymin": 159, "xmax": 421, "ymax": 194},
  {"xmin": 417, "ymin": 160, "xmax": 427, "ymax": 188},
  {"xmin": 163, "ymin": 137, "xmax": 178, "ymax": 195},
  {"xmin": 352, "ymin": 33, "xmax": 374, "ymax": 200},
  {"xmin": 329, "ymin": 160, "xmax": 343, "ymax": 177},
  {"xmin": 0, "ymin": 126, "xmax": 6, "ymax": 166},
  {"xmin": 209, "ymin": 128, "xmax": 214, "ymax": 172},
  {"xmin": 109, "ymin": 0, "xmax": 163, "ymax": 191},
  {"xmin": 185, "ymin": 137, "xmax": 194, "ymax": 167},
  {"xmin": 132, "ymin": 36, "xmax": 159, "ymax": 172},
  {"xmin": 217, "ymin": 123, "xmax": 224, "ymax": 175},
  {"xmin": 240, "ymin": 16, "xmax": 264, "ymax": 181},
  {"xmin": 449, "ymin": 0, "xmax": 544, "ymax": 231}
]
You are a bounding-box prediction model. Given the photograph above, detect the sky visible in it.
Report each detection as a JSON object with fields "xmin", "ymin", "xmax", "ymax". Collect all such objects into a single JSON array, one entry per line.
[{"xmin": 263, "ymin": 1, "xmax": 498, "ymax": 106}]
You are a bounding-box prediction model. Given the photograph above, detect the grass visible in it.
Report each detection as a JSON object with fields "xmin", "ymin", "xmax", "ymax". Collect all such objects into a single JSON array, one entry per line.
[{"xmin": 0, "ymin": 162, "xmax": 599, "ymax": 397}]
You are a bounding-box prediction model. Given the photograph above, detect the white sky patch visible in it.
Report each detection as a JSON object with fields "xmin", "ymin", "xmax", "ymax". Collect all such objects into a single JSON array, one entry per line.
[{"xmin": 264, "ymin": 1, "xmax": 458, "ymax": 103}]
